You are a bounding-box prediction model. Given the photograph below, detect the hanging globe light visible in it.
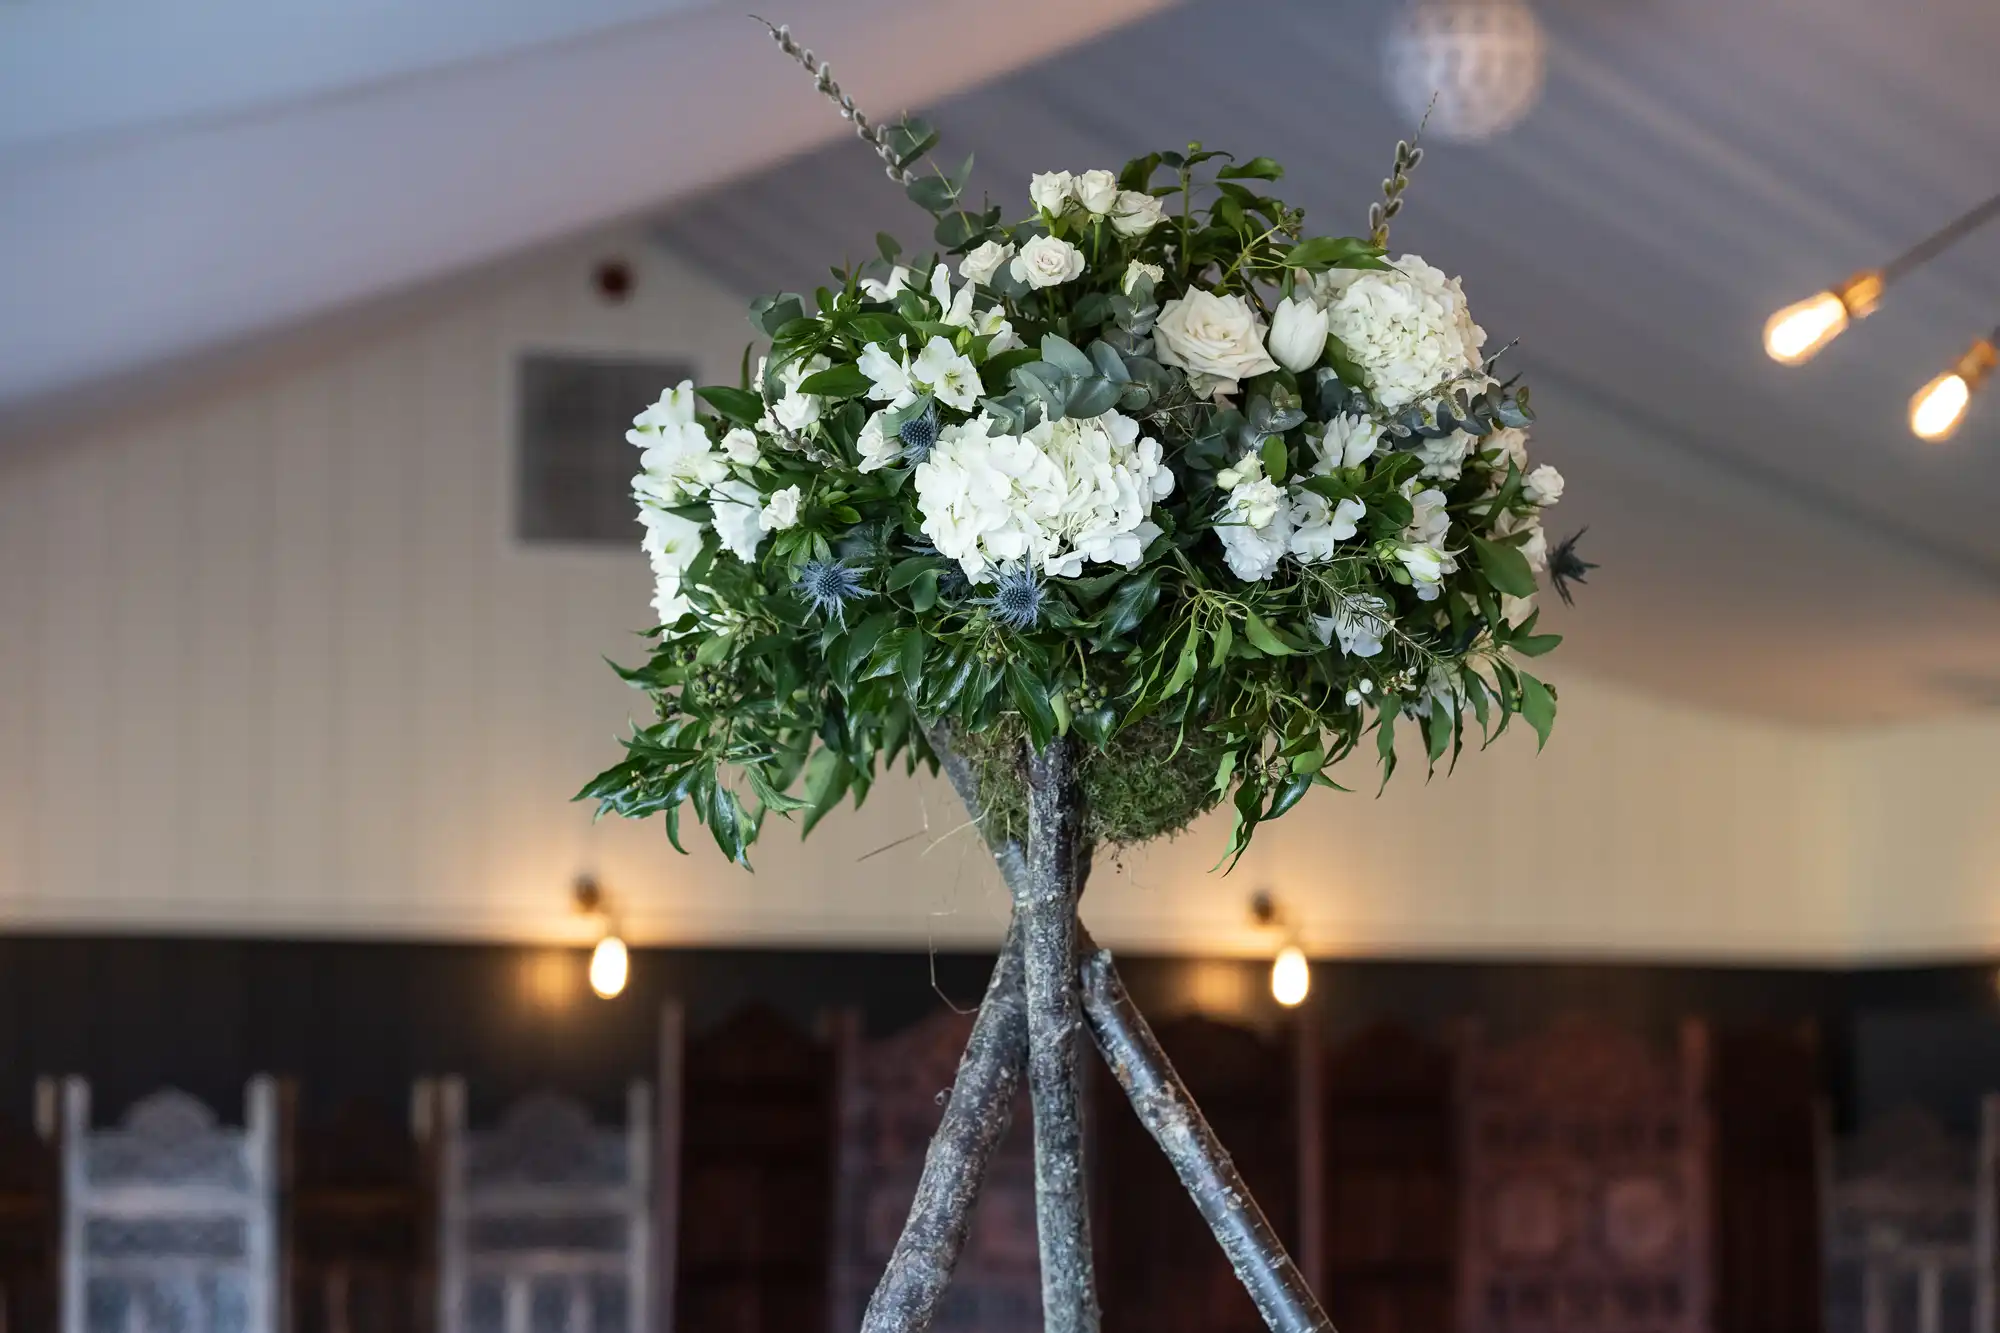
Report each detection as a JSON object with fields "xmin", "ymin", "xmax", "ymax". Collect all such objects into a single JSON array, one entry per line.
[{"xmin": 1383, "ymin": 0, "xmax": 1547, "ymax": 143}]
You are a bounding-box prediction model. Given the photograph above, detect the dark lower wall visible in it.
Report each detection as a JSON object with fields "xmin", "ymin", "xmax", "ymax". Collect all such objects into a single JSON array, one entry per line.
[{"xmin": 2, "ymin": 932, "xmax": 1998, "ymax": 1129}]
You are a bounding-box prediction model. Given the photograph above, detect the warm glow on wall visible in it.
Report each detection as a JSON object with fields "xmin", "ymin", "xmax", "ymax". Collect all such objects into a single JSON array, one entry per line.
[{"xmin": 588, "ymin": 933, "xmax": 629, "ymax": 999}]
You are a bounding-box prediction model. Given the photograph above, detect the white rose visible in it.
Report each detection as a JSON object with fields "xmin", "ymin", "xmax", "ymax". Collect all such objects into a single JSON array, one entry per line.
[
  {"xmin": 1265, "ymin": 295, "xmax": 1331, "ymax": 374},
  {"xmin": 1524, "ymin": 464, "xmax": 1565, "ymax": 506},
  {"xmin": 1110, "ymin": 190, "xmax": 1166, "ymax": 237},
  {"xmin": 1075, "ymin": 169, "xmax": 1120, "ymax": 215},
  {"xmin": 759, "ymin": 484, "xmax": 802, "ymax": 532},
  {"xmin": 1010, "ymin": 235, "xmax": 1086, "ymax": 290},
  {"xmin": 1153, "ymin": 290, "xmax": 1280, "ymax": 397},
  {"xmin": 709, "ymin": 479, "xmax": 767, "ymax": 561},
  {"xmin": 720, "ymin": 427, "xmax": 762, "ymax": 466},
  {"xmin": 1029, "ymin": 171, "xmax": 1076, "ymax": 215},
  {"xmin": 959, "ymin": 240, "xmax": 1015, "ymax": 286},
  {"xmin": 1122, "ymin": 261, "xmax": 1164, "ymax": 296}
]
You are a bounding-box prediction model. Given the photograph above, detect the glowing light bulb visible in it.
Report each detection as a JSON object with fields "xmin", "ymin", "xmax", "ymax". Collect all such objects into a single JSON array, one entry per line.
[
  {"xmin": 1764, "ymin": 292, "xmax": 1847, "ymax": 364},
  {"xmin": 1271, "ymin": 945, "xmax": 1310, "ymax": 1007},
  {"xmin": 589, "ymin": 933, "xmax": 629, "ymax": 999},
  {"xmin": 1911, "ymin": 372, "xmax": 1972, "ymax": 441},
  {"xmin": 1763, "ymin": 272, "xmax": 1882, "ymax": 365}
]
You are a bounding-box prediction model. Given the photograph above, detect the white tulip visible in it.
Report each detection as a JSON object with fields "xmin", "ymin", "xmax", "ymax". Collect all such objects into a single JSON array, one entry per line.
[{"xmin": 1265, "ymin": 296, "xmax": 1331, "ymax": 373}]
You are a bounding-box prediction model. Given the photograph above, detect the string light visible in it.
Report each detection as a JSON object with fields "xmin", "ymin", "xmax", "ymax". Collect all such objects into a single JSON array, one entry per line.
[
  {"xmin": 1270, "ymin": 944, "xmax": 1311, "ymax": 1007},
  {"xmin": 588, "ymin": 933, "xmax": 630, "ymax": 999},
  {"xmin": 1910, "ymin": 335, "xmax": 1998, "ymax": 442}
]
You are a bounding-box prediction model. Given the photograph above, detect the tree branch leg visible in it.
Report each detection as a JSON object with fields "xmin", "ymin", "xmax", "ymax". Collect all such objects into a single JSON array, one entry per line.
[
  {"xmin": 1078, "ymin": 942, "xmax": 1333, "ymax": 1333},
  {"xmin": 859, "ymin": 914, "xmax": 1027, "ymax": 1333},
  {"xmin": 1021, "ymin": 737, "xmax": 1101, "ymax": 1333}
]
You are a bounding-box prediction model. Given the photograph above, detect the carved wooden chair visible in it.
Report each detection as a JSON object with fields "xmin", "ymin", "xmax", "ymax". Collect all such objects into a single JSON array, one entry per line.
[
  {"xmin": 58, "ymin": 1077, "xmax": 280, "ymax": 1333},
  {"xmin": 434, "ymin": 1081, "xmax": 651, "ymax": 1333}
]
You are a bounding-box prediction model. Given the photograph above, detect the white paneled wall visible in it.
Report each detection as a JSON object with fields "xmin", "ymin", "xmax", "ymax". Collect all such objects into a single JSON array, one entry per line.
[{"xmin": 1, "ymin": 230, "xmax": 1995, "ymax": 961}]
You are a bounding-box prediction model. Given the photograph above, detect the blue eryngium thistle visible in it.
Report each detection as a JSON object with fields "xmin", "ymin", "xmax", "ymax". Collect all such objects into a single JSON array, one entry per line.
[
  {"xmin": 898, "ymin": 408, "xmax": 940, "ymax": 463},
  {"xmin": 976, "ymin": 565, "xmax": 1046, "ymax": 631},
  {"xmin": 795, "ymin": 559, "xmax": 867, "ymax": 622}
]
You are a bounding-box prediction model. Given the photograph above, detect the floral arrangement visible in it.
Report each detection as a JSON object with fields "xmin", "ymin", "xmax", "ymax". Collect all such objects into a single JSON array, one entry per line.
[{"xmin": 581, "ymin": 96, "xmax": 1581, "ymax": 870}]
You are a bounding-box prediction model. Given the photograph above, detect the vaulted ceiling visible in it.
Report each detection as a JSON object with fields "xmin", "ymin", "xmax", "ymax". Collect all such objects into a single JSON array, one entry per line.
[{"xmin": 5, "ymin": 0, "xmax": 1998, "ymax": 723}]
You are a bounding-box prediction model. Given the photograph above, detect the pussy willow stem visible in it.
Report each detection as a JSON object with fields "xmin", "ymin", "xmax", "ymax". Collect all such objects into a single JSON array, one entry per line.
[{"xmin": 752, "ymin": 18, "xmax": 913, "ymax": 185}]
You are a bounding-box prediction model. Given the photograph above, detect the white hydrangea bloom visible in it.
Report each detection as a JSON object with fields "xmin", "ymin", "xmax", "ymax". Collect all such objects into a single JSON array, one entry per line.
[
  {"xmin": 914, "ymin": 409, "xmax": 1172, "ymax": 583},
  {"xmin": 1212, "ymin": 454, "xmax": 1292, "ymax": 582},
  {"xmin": 708, "ymin": 479, "xmax": 766, "ymax": 561},
  {"xmin": 1314, "ymin": 254, "xmax": 1485, "ymax": 411},
  {"xmin": 1311, "ymin": 593, "xmax": 1390, "ymax": 658},
  {"xmin": 720, "ymin": 427, "xmax": 761, "ymax": 467},
  {"xmin": 1311, "ymin": 414, "xmax": 1383, "ymax": 471},
  {"xmin": 1288, "ymin": 492, "xmax": 1367, "ymax": 563}
]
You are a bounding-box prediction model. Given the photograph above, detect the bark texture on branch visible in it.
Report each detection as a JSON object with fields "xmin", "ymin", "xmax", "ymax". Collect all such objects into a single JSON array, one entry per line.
[
  {"xmin": 1021, "ymin": 738, "xmax": 1101, "ymax": 1333},
  {"xmin": 1079, "ymin": 945, "xmax": 1335, "ymax": 1333},
  {"xmin": 859, "ymin": 915, "xmax": 1027, "ymax": 1333}
]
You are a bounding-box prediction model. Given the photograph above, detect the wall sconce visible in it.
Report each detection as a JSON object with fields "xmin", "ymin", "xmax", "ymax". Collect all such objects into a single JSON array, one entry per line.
[
  {"xmin": 574, "ymin": 874, "xmax": 629, "ymax": 1000},
  {"xmin": 1249, "ymin": 891, "xmax": 1311, "ymax": 1008}
]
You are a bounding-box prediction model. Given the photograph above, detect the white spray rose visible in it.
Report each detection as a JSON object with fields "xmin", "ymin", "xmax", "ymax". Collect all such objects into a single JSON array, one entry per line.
[
  {"xmin": 759, "ymin": 484, "xmax": 802, "ymax": 532},
  {"xmin": 1075, "ymin": 169, "xmax": 1120, "ymax": 215},
  {"xmin": 1524, "ymin": 464, "xmax": 1565, "ymax": 506},
  {"xmin": 959, "ymin": 240, "xmax": 1015, "ymax": 286},
  {"xmin": 1315, "ymin": 254, "xmax": 1485, "ymax": 411},
  {"xmin": 1502, "ymin": 594, "xmax": 1536, "ymax": 627},
  {"xmin": 1212, "ymin": 454, "xmax": 1292, "ymax": 581},
  {"xmin": 1010, "ymin": 235, "xmax": 1086, "ymax": 290},
  {"xmin": 1266, "ymin": 295, "xmax": 1331, "ymax": 373},
  {"xmin": 1029, "ymin": 171, "xmax": 1076, "ymax": 214},
  {"xmin": 1495, "ymin": 510, "xmax": 1549, "ymax": 572},
  {"xmin": 1110, "ymin": 190, "xmax": 1166, "ymax": 237},
  {"xmin": 709, "ymin": 479, "xmax": 767, "ymax": 561},
  {"xmin": 769, "ymin": 354, "xmax": 830, "ymax": 432},
  {"xmin": 1122, "ymin": 261, "xmax": 1164, "ymax": 296},
  {"xmin": 856, "ymin": 410, "xmax": 901, "ymax": 473},
  {"xmin": 1153, "ymin": 290, "xmax": 1281, "ymax": 398},
  {"xmin": 720, "ymin": 428, "xmax": 761, "ymax": 467},
  {"xmin": 1486, "ymin": 426, "xmax": 1530, "ymax": 473}
]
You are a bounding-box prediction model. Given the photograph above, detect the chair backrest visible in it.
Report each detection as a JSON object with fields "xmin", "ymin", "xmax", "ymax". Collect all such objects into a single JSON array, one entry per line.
[
  {"xmin": 1456, "ymin": 1017, "xmax": 1712, "ymax": 1333},
  {"xmin": 1820, "ymin": 1100, "xmax": 1999, "ymax": 1333},
  {"xmin": 59, "ymin": 1077, "xmax": 279, "ymax": 1333},
  {"xmin": 436, "ymin": 1081, "xmax": 651, "ymax": 1333}
]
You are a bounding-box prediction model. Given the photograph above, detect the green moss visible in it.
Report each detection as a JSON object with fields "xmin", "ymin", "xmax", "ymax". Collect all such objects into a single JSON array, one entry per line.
[{"xmin": 958, "ymin": 718, "xmax": 1226, "ymax": 849}]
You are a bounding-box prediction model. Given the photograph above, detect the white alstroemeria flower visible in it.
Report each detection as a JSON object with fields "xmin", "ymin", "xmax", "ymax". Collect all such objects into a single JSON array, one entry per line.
[
  {"xmin": 1075, "ymin": 169, "xmax": 1120, "ymax": 214},
  {"xmin": 1154, "ymin": 290, "xmax": 1280, "ymax": 398},
  {"xmin": 641, "ymin": 507, "xmax": 705, "ymax": 631},
  {"xmin": 627, "ymin": 380, "xmax": 699, "ymax": 441},
  {"xmin": 974, "ymin": 306, "xmax": 1023, "ymax": 354},
  {"xmin": 708, "ymin": 479, "xmax": 767, "ymax": 561},
  {"xmin": 1213, "ymin": 453, "xmax": 1292, "ymax": 582},
  {"xmin": 913, "ymin": 408, "xmax": 1171, "ymax": 583},
  {"xmin": 857, "ymin": 342, "xmax": 916, "ymax": 408},
  {"xmin": 1110, "ymin": 190, "xmax": 1166, "ymax": 237},
  {"xmin": 1311, "ymin": 593, "xmax": 1390, "ymax": 658},
  {"xmin": 1524, "ymin": 464, "xmax": 1565, "ymax": 506},
  {"xmin": 1011, "ymin": 235, "xmax": 1086, "ymax": 289},
  {"xmin": 1314, "ymin": 254, "xmax": 1485, "ymax": 411},
  {"xmin": 1403, "ymin": 484, "xmax": 1450, "ymax": 548},
  {"xmin": 1029, "ymin": 170, "xmax": 1077, "ymax": 214},
  {"xmin": 856, "ymin": 410, "xmax": 901, "ymax": 473},
  {"xmin": 1122, "ymin": 261, "xmax": 1164, "ymax": 296},
  {"xmin": 1288, "ymin": 492, "xmax": 1367, "ymax": 563},
  {"xmin": 860, "ymin": 265, "xmax": 912, "ymax": 301},
  {"xmin": 929, "ymin": 264, "xmax": 976, "ymax": 329},
  {"xmin": 759, "ymin": 484, "xmax": 802, "ymax": 532},
  {"xmin": 770, "ymin": 354, "xmax": 830, "ymax": 432},
  {"xmin": 720, "ymin": 428, "xmax": 762, "ymax": 467},
  {"xmin": 1313, "ymin": 414, "xmax": 1382, "ymax": 471},
  {"xmin": 1416, "ymin": 430, "xmax": 1475, "ymax": 481},
  {"xmin": 1266, "ymin": 295, "xmax": 1331, "ymax": 374},
  {"xmin": 959, "ymin": 240, "xmax": 1016, "ymax": 286},
  {"xmin": 911, "ymin": 336, "xmax": 983, "ymax": 413}
]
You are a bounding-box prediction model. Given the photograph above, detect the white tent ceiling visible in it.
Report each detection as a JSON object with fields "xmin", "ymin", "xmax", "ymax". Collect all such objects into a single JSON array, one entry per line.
[{"xmin": 4, "ymin": 0, "xmax": 1998, "ymax": 724}]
